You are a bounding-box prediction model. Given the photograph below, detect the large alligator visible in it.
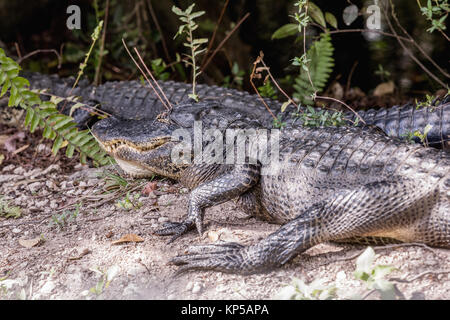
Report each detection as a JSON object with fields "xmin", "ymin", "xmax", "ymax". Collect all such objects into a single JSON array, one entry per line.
[
  {"xmin": 14, "ymin": 72, "xmax": 450, "ymax": 149},
  {"xmin": 91, "ymin": 100, "xmax": 450, "ymax": 274}
]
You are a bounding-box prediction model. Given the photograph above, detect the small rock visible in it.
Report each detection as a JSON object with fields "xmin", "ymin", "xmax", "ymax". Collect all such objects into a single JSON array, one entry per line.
[
  {"xmin": 28, "ymin": 182, "xmax": 42, "ymax": 194},
  {"xmin": 12, "ymin": 228, "xmax": 21, "ymax": 234},
  {"xmin": 185, "ymin": 281, "xmax": 194, "ymax": 291},
  {"xmin": 13, "ymin": 167, "xmax": 26, "ymax": 175},
  {"xmin": 49, "ymin": 201, "xmax": 58, "ymax": 209},
  {"xmin": 2, "ymin": 164, "xmax": 15, "ymax": 172},
  {"xmin": 192, "ymin": 282, "xmax": 203, "ymax": 294},
  {"xmin": 158, "ymin": 217, "xmax": 169, "ymax": 223},
  {"xmin": 45, "ymin": 180, "xmax": 57, "ymax": 190},
  {"xmin": 79, "ymin": 181, "xmax": 87, "ymax": 188},
  {"xmin": 40, "ymin": 281, "xmax": 56, "ymax": 295}
]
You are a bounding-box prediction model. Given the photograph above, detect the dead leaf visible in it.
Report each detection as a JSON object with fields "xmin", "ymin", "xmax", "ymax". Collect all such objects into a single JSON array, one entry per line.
[
  {"xmin": 373, "ymin": 81, "xmax": 395, "ymax": 97},
  {"xmin": 18, "ymin": 237, "xmax": 42, "ymax": 248},
  {"xmin": 142, "ymin": 181, "xmax": 158, "ymax": 196},
  {"xmin": 67, "ymin": 248, "xmax": 92, "ymax": 261},
  {"xmin": 111, "ymin": 234, "xmax": 144, "ymax": 245}
]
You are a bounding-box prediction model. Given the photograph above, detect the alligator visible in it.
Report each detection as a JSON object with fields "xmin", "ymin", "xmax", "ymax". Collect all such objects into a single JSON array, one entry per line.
[
  {"xmin": 91, "ymin": 100, "xmax": 450, "ymax": 274},
  {"xmin": 6, "ymin": 72, "xmax": 448, "ymax": 149}
]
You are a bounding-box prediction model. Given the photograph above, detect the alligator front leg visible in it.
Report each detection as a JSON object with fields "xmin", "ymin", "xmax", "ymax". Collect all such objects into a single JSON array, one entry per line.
[
  {"xmin": 154, "ymin": 164, "xmax": 260, "ymax": 242},
  {"xmin": 170, "ymin": 179, "xmax": 439, "ymax": 274}
]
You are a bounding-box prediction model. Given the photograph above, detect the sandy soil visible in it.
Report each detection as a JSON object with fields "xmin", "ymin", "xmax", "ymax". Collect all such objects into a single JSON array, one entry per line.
[{"xmin": 0, "ymin": 161, "xmax": 449, "ymax": 300}]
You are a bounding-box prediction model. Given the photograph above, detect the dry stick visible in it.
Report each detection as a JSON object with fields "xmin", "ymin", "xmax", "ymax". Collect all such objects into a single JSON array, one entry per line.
[
  {"xmin": 382, "ymin": 3, "xmax": 446, "ymax": 88},
  {"xmin": 17, "ymin": 49, "xmax": 62, "ymax": 69},
  {"xmin": 315, "ymin": 95, "xmax": 366, "ymax": 125},
  {"xmin": 387, "ymin": 0, "xmax": 450, "ymax": 79},
  {"xmin": 259, "ymin": 57, "xmax": 297, "ymax": 109},
  {"xmin": 345, "ymin": 60, "xmax": 359, "ymax": 94},
  {"xmin": 390, "ymin": 269, "xmax": 450, "ymax": 283},
  {"xmin": 249, "ymin": 54, "xmax": 277, "ymax": 120},
  {"xmin": 145, "ymin": 0, "xmax": 171, "ymax": 64},
  {"xmin": 121, "ymin": 38, "xmax": 170, "ymax": 112},
  {"xmin": 200, "ymin": 0, "xmax": 230, "ymax": 69},
  {"xmin": 94, "ymin": 0, "xmax": 110, "ymax": 86},
  {"xmin": 133, "ymin": 47, "xmax": 173, "ymax": 110},
  {"xmin": 14, "ymin": 42, "xmax": 22, "ymax": 59},
  {"xmin": 200, "ymin": 12, "xmax": 251, "ymax": 73}
]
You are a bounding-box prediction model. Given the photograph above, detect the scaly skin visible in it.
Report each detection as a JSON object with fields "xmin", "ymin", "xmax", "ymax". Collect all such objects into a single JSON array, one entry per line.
[
  {"xmin": 16, "ymin": 72, "xmax": 450, "ymax": 149},
  {"xmin": 91, "ymin": 101, "xmax": 450, "ymax": 275}
]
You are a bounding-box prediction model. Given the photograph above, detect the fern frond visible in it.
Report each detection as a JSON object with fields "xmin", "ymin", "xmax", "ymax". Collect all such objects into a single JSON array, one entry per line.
[
  {"xmin": 293, "ymin": 33, "xmax": 334, "ymax": 105},
  {"xmin": 0, "ymin": 47, "xmax": 112, "ymax": 166}
]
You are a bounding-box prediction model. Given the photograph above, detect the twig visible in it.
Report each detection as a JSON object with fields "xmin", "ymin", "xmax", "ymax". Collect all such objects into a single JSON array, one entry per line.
[
  {"xmin": 133, "ymin": 47, "xmax": 173, "ymax": 110},
  {"xmin": 390, "ymin": 269, "xmax": 450, "ymax": 283},
  {"xmin": 200, "ymin": 12, "xmax": 250, "ymax": 73},
  {"xmin": 315, "ymin": 95, "xmax": 366, "ymax": 125},
  {"xmin": 345, "ymin": 61, "xmax": 359, "ymax": 94},
  {"xmin": 382, "ymin": 2, "xmax": 446, "ymax": 88},
  {"xmin": 249, "ymin": 53, "xmax": 277, "ymax": 120},
  {"xmin": 17, "ymin": 49, "xmax": 62, "ymax": 69},
  {"xmin": 121, "ymin": 38, "xmax": 171, "ymax": 111},
  {"xmin": 259, "ymin": 57, "xmax": 297, "ymax": 109},
  {"xmin": 145, "ymin": 0, "xmax": 171, "ymax": 64},
  {"xmin": 200, "ymin": 0, "xmax": 230, "ymax": 69},
  {"xmin": 94, "ymin": 0, "xmax": 110, "ymax": 85},
  {"xmin": 14, "ymin": 43, "xmax": 21, "ymax": 59},
  {"xmin": 387, "ymin": 0, "xmax": 450, "ymax": 79}
]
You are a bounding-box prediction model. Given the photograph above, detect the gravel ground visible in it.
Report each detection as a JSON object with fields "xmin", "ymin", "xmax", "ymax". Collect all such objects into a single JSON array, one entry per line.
[{"xmin": 0, "ymin": 162, "xmax": 449, "ymax": 300}]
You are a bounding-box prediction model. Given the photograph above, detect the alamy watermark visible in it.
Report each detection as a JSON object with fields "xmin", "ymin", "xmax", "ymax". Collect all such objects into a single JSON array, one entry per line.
[
  {"xmin": 170, "ymin": 121, "xmax": 281, "ymax": 173},
  {"xmin": 66, "ymin": 5, "xmax": 81, "ymax": 30}
]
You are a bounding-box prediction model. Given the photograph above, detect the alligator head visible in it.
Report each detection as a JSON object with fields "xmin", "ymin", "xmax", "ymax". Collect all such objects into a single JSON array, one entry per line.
[{"xmin": 91, "ymin": 101, "xmax": 261, "ymax": 179}]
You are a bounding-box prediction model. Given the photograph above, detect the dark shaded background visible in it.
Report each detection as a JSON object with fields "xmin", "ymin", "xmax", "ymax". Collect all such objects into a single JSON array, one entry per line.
[{"xmin": 0, "ymin": 0, "xmax": 449, "ymax": 106}]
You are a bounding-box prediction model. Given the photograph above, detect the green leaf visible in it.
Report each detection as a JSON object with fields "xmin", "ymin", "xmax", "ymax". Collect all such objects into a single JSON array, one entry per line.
[
  {"xmin": 271, "ymin": 24, "xmax": 298, "ymax": 39},
  {"xmin": 66, "ymin": 144, "xmax": 75, "ymax": 158},
  {"xmin": 172, "ymin": 5, "xmax": 183, "ymax": 16},
  {"xmin": 308, "ymin": 2, "xmax": 326, "ymax": 28},
  {"xmin": 185, "ymin": 3, "xmax": 196, "ymax": 15},
  {"xmin": 189, "ymin": 11, "xmax": 205, "ymax": 20},
  {"xmin": 325, "ymin": 12, "xmax": 337, "ymax": 28},
  {"xmin": 52, "ymin": 136, "xmax": 64, "ymax": 155},
  {"xmin": 355, "ymin": 247, "xmax": 375, "ymax": 274}
]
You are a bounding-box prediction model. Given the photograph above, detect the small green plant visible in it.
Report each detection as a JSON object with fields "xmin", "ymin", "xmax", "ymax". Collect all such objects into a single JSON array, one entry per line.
[
  {"xmin": 50, "ymin": 204, "xmax": 80, "ymax": 229},
  {"xmin": 272, "ymin": 1, "xmax": 335, "ymax": 106},
  {"xmin": 98, "ymin": 170, "xmax": 130, "ymax": 192},
  {"xmin": 150, "ymin": 58, "xmax": 171, "ymax": 81},
  {"xmin": 415, "ymin": 94, "xmax": 435, "ymax": 109},
  {"xmin": 375, "ymin": 64, "xmax": 392, "ymax": 82},
  {"xmin": 0, "ymin": 197, "xmax": 21, "ymax": 219},
  {"xmin": 402, "ymin": 124, "xmax": 433, "ymax": 145},
  {"xmin": 115, "ymin": 191, "xmax": 142, "ymax": 211},
  {"xmin": 222, "ymin": 62, "xmax": 245, "ymax": 89},
  {"xmin": 295, "ymin": 105, "xmax": 346, "ymax": 127},
  {"xmin": 172, "ymin": 3, "xmax": 208, "ymax": 102},
  {"xmin": 258, "ymin": 80, "xmax": 278, "ymax": 99},
  {"xmin": 275, "ymin": 277, "xmax": 337, "ymax": 300},
  {"xmin": 86, "ymin": 265, "xmax": 119, "ymax": 298},
  {"xmin": 417, "ymin": 0, "xmax": 449, "ymax": 34},
  {"xmin": 354, "ymin": 247, "xmax": 399, "ymax": 300},
  {"xmin": 272, "ymin": 116, "xmax": 287, "ymax": 128}
]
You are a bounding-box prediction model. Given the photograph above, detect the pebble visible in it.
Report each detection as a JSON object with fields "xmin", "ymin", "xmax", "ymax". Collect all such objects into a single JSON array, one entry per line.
[
  {"xmin": 49, "ymin": 200, "xmax": 58, "ymax": 209},
  {"xmin": 185, "ymin": 281, "xmax": 194, "ymax": 291},
  {"xmin": 79, "ymin": 181, "xmax": 87, "ymax": 188},
  {"xmin": 336, "ymin": 271, "xmax": 347, "ymax": 281},
  {"xmin": 13, "ymin": 167, "xmax": 25, "ymax": 175},
  {"xmin": 158, "ymin": 217, "xmax": 169, "ymax": 223},
  {"xmin": 192, "ymin": 282, "xmax": 203, "ymax": 294},
  {"xmin": 40, "ymin": 281, "xmax": 56, "ymax": 295},
  {"xmin": 2, "ymin": 164, "xmax": 15, "ymax": 172},
  {"xmin": 28, "ymin": 182, "xmax": 42, "ymax": 194},
  {"xmin": 12, "ymin": 228, "xmax": 21, "ymax": 233}
]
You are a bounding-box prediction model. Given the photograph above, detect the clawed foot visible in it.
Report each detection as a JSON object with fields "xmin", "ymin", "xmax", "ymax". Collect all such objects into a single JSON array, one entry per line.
[
  {"xmin": 169, "ymin": 242, "xmax": 250, "ymax": 275},
  {"xmin": 153, "ymin": 221, "xmax": 196, "ymax": 243}
]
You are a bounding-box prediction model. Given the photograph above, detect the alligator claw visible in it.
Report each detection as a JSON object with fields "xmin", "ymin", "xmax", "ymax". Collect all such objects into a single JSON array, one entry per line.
[
  {"xmin": 153, "ymin": 220, "xmax": 195, "ymax": 243},
  {"xmin": 169, "ymin": 242, "xmax": 248, "ymax": 275}
]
